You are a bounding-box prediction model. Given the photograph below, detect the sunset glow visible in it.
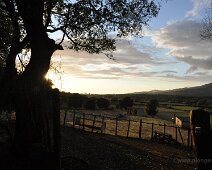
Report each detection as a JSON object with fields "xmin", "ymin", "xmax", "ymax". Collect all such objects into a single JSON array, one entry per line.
[{"xmin": 47, "ymin": 0, "xmax": 212, "ymax": 94}]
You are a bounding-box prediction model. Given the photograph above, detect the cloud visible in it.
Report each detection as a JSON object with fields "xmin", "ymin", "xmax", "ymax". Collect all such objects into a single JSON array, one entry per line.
[
  {"xmin": 177, "ymin": 56, "xmax": 212, "ymax": 70},
  {"xmin": 186, "ymin": 0, "xmax": 210, "ymax": 17},
  {"xmin": 160, "ymin": 70, "xmax": 178, "ymax": 74},
  {"xmin": 113, "ymin": 39, "xmax": 164, "ymax": 65},
  {"xmin": 148, "ymin": 20, "xmax": 212, "ymax": 72},
  {"xmin": 51, "ymin": 38, "xmax": 173, "ymax": 79},
  {"xmin": 56, "ymin": 38, "xmax": 167, "ymax": 66},
  {"xmin": 163, "ymin": 72, "xmax": 212, "ymax": 82}
]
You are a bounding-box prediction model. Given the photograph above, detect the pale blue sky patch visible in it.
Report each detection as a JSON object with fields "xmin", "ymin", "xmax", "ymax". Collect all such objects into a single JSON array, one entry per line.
[
  {"xmin": 185, "ymin": 0, "xmax": 211, "ymax": 18},
  {"xmin": 149, "ymin": 0, "xmax": 193, "ymax": 29}
]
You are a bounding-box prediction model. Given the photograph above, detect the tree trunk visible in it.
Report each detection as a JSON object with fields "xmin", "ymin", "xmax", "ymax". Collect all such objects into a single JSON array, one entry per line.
[
  {"xmin": 5, "ymin": 1, "xmax": 62, "ymax": 169},
  {"xmin": 11, "ymin": 80, "xmax": 60, "ymax": 170},
  {"xmin": 0, "ymin": 42, "xmax": 20, "ymax": 111},
  {"xmin": 11, "ymin": 37, "xmax": 59, "ymax": 169}
]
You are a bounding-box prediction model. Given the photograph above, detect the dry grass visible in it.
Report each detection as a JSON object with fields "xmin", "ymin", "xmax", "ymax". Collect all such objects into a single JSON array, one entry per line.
[{"xmin": 62, "ymin": 110, "xmax": 192, "ymax": 147}]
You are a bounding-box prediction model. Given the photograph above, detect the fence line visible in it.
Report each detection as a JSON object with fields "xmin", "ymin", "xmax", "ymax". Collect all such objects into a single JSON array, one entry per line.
[{"xmin": 63, "ymin": 111, "xmax": 193, "ymax": 148}]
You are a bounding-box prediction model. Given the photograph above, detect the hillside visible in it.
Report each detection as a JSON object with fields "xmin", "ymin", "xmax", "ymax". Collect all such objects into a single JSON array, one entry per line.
[
  {"xmin": 140, "ymin": 83, "xmax": 212, "ymax": 97},
  {"xmin": 61, "ymin": 127, "xmax": 195, "ymax": 170}
]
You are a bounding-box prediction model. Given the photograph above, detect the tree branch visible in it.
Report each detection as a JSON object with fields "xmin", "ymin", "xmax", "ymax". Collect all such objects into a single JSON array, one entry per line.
[
  {"xmin": 0, "ymin": 3, "xmax": 7, "ymax": 11},
  {"xmin": 54, "ymin": 44, "xmax": 63, "ymax": 50},
  {"xmin": 46, "ymin": 26, "xmax": 65, "ymax": 33},
  {"xmin": 19, "ymin": 36, "xmax": 29, "ymax": 50},
  {"xmin": 2, "ymin": 0, "xmax": 15, "ymax": 15},
  {"xmin": 44, "ymin": 0, "xmax": 53, "ymax": 28},
  {"xmin": 58, "ymin": 6, "xmax": 71, "ymax": 45},
  {"xmin": 88, "ymin": 0, "xmax": 125, "ymax": 25},
  {"xmin": 63, "ymin": 30, "xmax": 110, "ymax": 53},
  {"xmin": 3, "ymin": 0, "xmax": 21, "ymax": 42},
  {"xmin": 17, "ymin": 54, "xmax": 26, "ymax": 71}
]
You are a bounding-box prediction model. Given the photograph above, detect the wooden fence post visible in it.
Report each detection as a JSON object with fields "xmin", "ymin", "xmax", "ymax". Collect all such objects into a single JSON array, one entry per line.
[
  {"xmin": 127, "ymin": 119, "xmax": 131, "ymax": 138},
  {"xmin": 83, "ymin": 113, "xmax": 85, "ymax": 131},
  {"xmin": 175, "ymin": 126, "xmax": 178, "ymax": 143},
  {"xmin": 101, "ymin": 116, "xmax": 105, "ymax": 134},
  {"xmin": 92, "ymin": 115, "xmax": 96, "ymax": 133},
  {"xmin": 73, "ymin": 110, "xmax": 76, "ymax": 128},
  {"xmin": 163, "ymin": 123, "xmax": 166, "ymax": 136},
  {"xmin": 187, "ymin": 128, "xmax": 190, "ymax": 147},
  {"xmin": 191, "ymin": 134, "xmax": 193, "ymax": 148},
  {"xmin": 178, "ymin": 128, "xmax": 184, "ymax": 145},
  {"xmin": 115, "ymin": 118, "xmax": 118, "ymax": 136},
  {"xmin": 63, "ymin": 109, "xmax": 68, "ymax": 126},
  {"xmin": 151, "ymin": 123, "xmax": 154, "ymax": 139},
  {"xmin": 139, "ymin": 119, "xmax": 142, "ymax": 138}
]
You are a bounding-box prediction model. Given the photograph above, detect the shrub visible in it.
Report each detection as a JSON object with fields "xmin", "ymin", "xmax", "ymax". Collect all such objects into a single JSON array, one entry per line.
[
  {"xmin": 119, "ymin": 97, "xmax": 133, "ymax": 110},
  {"xmin": 97, "ymin": 98, "xmax": 110, "ymax": 109},
  {"xmin": 145, "ymin": 99, "xmax": 159, "ymax": 117},
  {"xmin": 84, "ymin": 97, "xmax": 96, "ymax": 110},
  {"xmin": 68, "ymin": 93, "xmax": 86, "ymax": 109}
]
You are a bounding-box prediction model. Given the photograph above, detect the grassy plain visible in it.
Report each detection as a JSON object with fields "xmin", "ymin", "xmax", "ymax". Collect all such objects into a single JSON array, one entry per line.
[{"xmin": 61, "ymin": 103, "xmax": 212, "ymax": 147}]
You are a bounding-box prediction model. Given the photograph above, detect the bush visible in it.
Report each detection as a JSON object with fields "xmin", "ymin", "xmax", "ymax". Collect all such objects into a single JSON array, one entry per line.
[
  {"xmin": 119, "ymin": 97, "xmax": 133, "ymax": 110},
  {"xmin": 97, "ymin": 98, "xmax": 110, "ymax": 109},
  {"xmin": 68, "ymin": 93, "xmax": 86, "ymax": 109},
  {"xmin": 145, "ymin": 99, "xmax": 159, "ymax": 117},
  {"xmin": 84, "ymin": 97, "xmax": 96, "ymax": 110}
]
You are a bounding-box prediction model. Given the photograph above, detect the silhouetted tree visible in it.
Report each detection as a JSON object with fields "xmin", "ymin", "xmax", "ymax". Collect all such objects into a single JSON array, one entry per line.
[
  {"xmin": 97, "ymin": 98, "xmax": 110, "ymax": 109},
  {"xmin": 0, "ymin": 0, "xmax": 160, "ymax": 169},
  {"xmin": 68, "ymin": 93, "xmax": 85, "ymax": 109},
  {"xmin": 85, "ymin": 97, "xmax": 96, "ymax": 110},
  {"xmin": 120, "ymin": 97, "xmax": 133, "ymax": 109},
  {"xmin": 0, "ymin": 9, "xmax": 12, "ymax": 72},
  {"xmin": 145, "ymin": 99, "xmax": 159, "ymax": 117}
]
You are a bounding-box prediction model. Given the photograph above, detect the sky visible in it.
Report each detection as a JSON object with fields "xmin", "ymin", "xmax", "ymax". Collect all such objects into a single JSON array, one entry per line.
[{"xmin": 46, "ymin": 0, "xmax": 212, "ymax": 94}]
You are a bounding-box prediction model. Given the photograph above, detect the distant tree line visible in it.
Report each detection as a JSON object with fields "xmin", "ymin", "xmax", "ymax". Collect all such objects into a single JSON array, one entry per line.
[
  {"xmin": 60, "ymin": 92, "xmax": 110, "ymax": 110},
  {"xmin": 60, "ymin": 93, "xmax": 136, "ymax": 110},
  {"xmin": 95, "ymin": 93, "xmax": 212, "ymax": 108},
  {"xmin": 60, "ymin": 92, "xmax": 212, "ymax": 114}
]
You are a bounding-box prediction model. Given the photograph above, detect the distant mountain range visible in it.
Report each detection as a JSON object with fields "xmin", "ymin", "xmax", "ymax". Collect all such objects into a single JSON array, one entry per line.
[{"xmin": 135, "ymin": 83, "xmax": 212, "ymax": 97}]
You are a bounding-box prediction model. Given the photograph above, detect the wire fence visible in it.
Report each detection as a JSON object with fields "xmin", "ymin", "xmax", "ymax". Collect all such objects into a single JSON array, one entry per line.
[{"xmin": 62, "ymin": 110, "xmax": 193, "ymax": 148}]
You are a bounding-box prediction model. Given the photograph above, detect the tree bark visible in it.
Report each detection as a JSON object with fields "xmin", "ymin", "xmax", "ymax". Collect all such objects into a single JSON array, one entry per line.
[
  {"xmin": 5, "ymin": 1, "xmax": 62, "ymax": 169},
  {"xmin": 15, "ymin": 0, "xmax": 56, "ymax": 80}
]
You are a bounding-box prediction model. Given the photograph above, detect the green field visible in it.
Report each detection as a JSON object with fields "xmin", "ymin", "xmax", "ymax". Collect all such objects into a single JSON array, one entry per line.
[
  {"xmin": 132, "ymin": 105, "xmax": 192, "ymax": 123},
  {"xmin": 129, "ymin": 104, "xmax": 212, "ymax": 129},
  {"xmin": 148, "ymin": 105, "xmax": 212, "ymax": 127}
]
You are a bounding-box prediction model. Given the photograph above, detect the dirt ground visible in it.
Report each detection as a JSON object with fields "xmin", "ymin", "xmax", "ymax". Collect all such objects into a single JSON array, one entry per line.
[{"xmin": 61, "ymin": 126, "xmax": 196, "ymax": 170}]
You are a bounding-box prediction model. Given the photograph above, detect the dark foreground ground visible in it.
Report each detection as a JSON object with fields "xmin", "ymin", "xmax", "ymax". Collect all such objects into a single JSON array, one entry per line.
[{"xmin": 61, "ymin": 126, "xmax": 196, "ymax": 170}]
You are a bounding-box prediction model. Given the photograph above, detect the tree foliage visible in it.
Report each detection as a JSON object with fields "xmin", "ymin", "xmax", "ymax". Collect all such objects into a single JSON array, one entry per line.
[
  {"xmin": 0, "ymin": 10, "xmax": 12, "ymax": 60},
  {"xmin": 145, "ymin": 99, "xmax": 158, "ymax": 117},
  {"xmin": 0, "ymin": 0, "xmax": 160, "ymax": 74},
  {"xmin": 68, "ymin": 93, "xmax": 86, "ymax": 109},
  {"xmin": 97, "ymin": 97, "xmax": 110, "ymax": 109},
  {"xmin": 201, "ymin": 8, "xmax": 212, "ymax": 41},
  {"xmin": 84, "ymin": 97, "xmax": 96, "ymax": 110},
  {"xmin": 0, "ymin": 0, "xmax": 161, "ymax": 111},
  {"xmin": 119, "ymin": 96, "xmax": 133, "ymax": 109},
  {"xmin": 0, "ymin": 0, "xmax": 161, "ymax": 168}
]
